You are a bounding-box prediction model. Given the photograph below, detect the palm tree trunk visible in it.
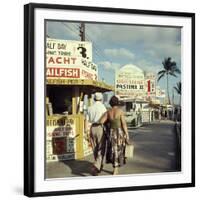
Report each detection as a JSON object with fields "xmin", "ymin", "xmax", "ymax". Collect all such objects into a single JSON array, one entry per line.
[{"xmin": 167, "ymin": 74, "xmax": 171, "ymax": 104}]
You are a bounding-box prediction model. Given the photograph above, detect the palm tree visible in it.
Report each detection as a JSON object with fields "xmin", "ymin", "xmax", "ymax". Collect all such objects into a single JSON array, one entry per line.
[
  {"xmin": 157, "ymin": 57, "xmax": 181, "ymax": 104},
  {"xmin": 174, "ymin": 81, "xmax": 181, "ymax": 105}
]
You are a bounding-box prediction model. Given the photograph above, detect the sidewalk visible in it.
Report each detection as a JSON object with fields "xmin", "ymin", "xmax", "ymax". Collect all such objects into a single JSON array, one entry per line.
[{"xmin": 46, "ymin": 120, "xmax": 180, "ymax": 178}]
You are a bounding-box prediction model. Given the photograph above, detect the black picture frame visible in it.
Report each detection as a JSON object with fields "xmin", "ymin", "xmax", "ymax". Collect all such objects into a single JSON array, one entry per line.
[{"xmin": 24, "ymin": 3, "xmax": 195, "ymax": 197}]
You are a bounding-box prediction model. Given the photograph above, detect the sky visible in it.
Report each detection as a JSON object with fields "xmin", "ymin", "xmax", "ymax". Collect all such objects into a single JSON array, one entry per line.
[{"xmin": 46, "ymin": 21, "xmax": 181, "ymax": 104}]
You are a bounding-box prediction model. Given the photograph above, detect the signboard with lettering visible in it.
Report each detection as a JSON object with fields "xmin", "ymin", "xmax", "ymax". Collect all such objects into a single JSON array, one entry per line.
[
  {"xmin": 46, "ymin": 79, "xmax": 114, "ymax": 91},
  {"xmin": 141, "ymin": 111, "xmax": 150, "ymax": 123},
  {"xmin": 145, "ymin": 72, "xmax": 156, "ymax": 97},
  {"xmin": 46, "ymin": 38, "xmax": 98, "ymax": 80},
  {"xmin": 46, "ymin": 116, "xmax": 76, "ymax": 161},
  {"xmin": 46, "ymin": 114, "xmax": 92, "ymax": 161},
  {"xmin": 46, "ymin": 117, "xmax": 76, "ymax": 139},
  {"xmin": 156, "ymin": 86, "xmax": 166, "ymax": 98},
  {"xmin": 115, "ymin": 64, "xmax": 145, "ymax": 98}
]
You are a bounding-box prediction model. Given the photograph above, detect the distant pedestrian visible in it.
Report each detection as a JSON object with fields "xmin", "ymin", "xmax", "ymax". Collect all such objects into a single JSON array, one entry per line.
[
  {"xmin": 99, "ymin": 96, "xmax": 130, "ymax": 175},
  {"xmin": 85, "ymin": 92, "xmax": 107, "ymax": 176},
  {"xmin": 174, "ymin": 107, "xmax": 178, "ymax": 121},
  {"xmin": 159, "ymin": 108, "xmax": 162, "ymax": 121},
  {"xmin": 165, "ymin": 110, "xmax": 167, "ymax": 119}
]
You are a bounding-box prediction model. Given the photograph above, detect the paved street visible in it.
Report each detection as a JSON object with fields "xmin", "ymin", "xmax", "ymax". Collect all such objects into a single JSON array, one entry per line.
[{"xmin": 46, "ymin": 120, "xmax": 180, "ymax": 178}]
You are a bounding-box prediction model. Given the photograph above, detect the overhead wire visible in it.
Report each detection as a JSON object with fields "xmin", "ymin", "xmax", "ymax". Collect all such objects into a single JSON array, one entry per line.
[
  {"xmin": 61, "ymin": 22, "xmax": 112, "ymax": 64},
  {"xmin": 61, "ymin": 22, "xmax": 79, "ymax": 39}
]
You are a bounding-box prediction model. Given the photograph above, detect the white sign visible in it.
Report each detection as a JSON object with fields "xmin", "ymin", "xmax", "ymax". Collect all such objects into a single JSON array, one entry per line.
[
  {"xmin": 115, "ymin": 64, "xmax": 145, "ymax": 98},
  {"xmin": 46, "ymin": 117, "xmax": 76, "ymax": 161},
  {"xmin": 145, "ymin": 72, "xmax": 156, "ymax": 97},
  {"xmin": 46, "ymin": 38, "xmax": 98, "ymax": 80},
  {"xmin": 145, "ymin": 72, "xmax": 156, "ymax": 80},
  {"xmin": 46, "ymin": 38, "xmax": 92, "ymax": 60},
  {"xmin": 46, "ymin": 117, "xmax": 76, "ymax": 139},
  {"xmin": 156, "ymin": 86, "xmax": 166, "ymax": 98}
]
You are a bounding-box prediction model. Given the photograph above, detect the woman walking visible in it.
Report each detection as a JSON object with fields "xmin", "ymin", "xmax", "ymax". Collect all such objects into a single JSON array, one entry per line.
[{"xmin": 99, "ymin": 96, "xmax": 130, "ymax": 175}]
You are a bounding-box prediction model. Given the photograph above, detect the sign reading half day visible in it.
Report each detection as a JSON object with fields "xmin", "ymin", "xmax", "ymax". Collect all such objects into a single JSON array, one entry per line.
[
  {"xmin": 115, "ymin": 64, "xmax": 145, "ymax": 98},
  {"xmin": 46, "ymin": 38, "xmax": 98, "ymax": 80}
]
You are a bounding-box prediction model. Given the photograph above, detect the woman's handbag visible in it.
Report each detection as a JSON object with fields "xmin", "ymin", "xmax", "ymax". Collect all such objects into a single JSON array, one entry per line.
[{"xmin": 125, "ymin": 143, "xmax": 134, "ymax": 158}]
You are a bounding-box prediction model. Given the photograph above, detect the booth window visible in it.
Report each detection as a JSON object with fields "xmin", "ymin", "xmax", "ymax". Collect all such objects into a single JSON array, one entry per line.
[{"xmin": 47, "ymin": 86, "xmax": 73, "ymax": 114}]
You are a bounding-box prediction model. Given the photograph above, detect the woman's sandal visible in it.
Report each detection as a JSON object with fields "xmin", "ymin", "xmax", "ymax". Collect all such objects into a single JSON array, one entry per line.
[{"xmin": 113, "ymin": 167, "xmax": 119, "ymax": 175}]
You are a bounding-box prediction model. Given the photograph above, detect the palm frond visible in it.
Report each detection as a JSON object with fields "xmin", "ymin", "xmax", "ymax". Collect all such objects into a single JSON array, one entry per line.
[
  {"xmin": 170, "ymin": 61, "xmax": 177, "ymax": 67},
  {"xmin": 173, "ymin": 86, "xmax": 179, "ymax": 94},
  {"xmin": 169, "ymin": 72, "xmax": 177, "ymax": 77},
  {"xmin": 174, "ymin": 81, "xmax": 181, "ymax": 95},
  {"xmin": 157, "ymin": 73, "xmax": 165, "ymax": 82},
  {"xmin": 173, "ymin": 67, "xmax": 181, "ymax": 74},
  {"xmin": 157, "ymin": 70, "xmax": 166, "ymax": 75},
  {"xmin": 162, "ymin": 57, "xmax": 175, "ymax": 71}
]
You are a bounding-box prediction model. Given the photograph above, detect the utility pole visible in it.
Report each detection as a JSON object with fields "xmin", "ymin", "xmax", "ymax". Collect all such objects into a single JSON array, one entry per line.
[{"xmin": 79, "ymin": 22, "xmax": 85, "ymax": 41}]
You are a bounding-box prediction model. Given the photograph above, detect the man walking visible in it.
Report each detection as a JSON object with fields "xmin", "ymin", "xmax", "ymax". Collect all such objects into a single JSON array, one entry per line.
[{"xmin": 86, "ymin": 92, "xmax": 107, "ymax": 175}]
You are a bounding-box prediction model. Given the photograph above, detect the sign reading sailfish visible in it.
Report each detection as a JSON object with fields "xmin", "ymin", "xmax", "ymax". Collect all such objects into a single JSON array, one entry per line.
[
  {"xmin": 115, "ymin": 64, "xmax": 145, "ymax": 99},
  {"xmin": 46, "ymin": 38, "xmax": 98, "ymax": 80}
]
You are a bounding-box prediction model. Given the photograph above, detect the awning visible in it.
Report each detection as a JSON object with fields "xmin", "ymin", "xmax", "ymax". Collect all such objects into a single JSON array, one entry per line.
[{"xmin": 46, "ymin": 78, "xmax": 114, "ymax": 93}]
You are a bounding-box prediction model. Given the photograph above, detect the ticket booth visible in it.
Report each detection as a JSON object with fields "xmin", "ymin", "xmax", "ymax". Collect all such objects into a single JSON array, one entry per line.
[{"xmin": 46, "ymin": 79, "xmax": 113, "ymax": 162}]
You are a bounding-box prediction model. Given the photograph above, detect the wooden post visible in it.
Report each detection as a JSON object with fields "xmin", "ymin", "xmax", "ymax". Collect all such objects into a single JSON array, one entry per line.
[
  {"xmin": 72, "ymin": 87, "xmax": 79, "ymax": 115},
  {"xmin": 88, "ymin": 94, "xmax": 93, "ymax": 107},
  {"xmin": 75, "ymin": 114, "xmax": 84, "ymax": 159}
]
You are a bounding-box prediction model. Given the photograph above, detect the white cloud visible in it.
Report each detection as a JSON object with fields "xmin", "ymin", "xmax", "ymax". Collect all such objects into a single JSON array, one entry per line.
[
  {"xmin": 98, "ymin": 61, "xmax": 121, "ymax": 71},
  {"xmin": 86, "ymin": 23, "xmax": 181, "ymax": 66},
  {"xmin": 104, "ymin": 48, "xmax": 135, "ymax": 60},
  {"xmin": 152, "ymin": 43, "xmax": 181, "ymax": 62},
  {"xmin": 47, "ymin": 21, "xmax": 181, "ymax": 72},
  {"xmin": 85, "ymin": 24, "xmax": 104, "ymax": 41},
  {"xmin": 86, "ymin": 24, "xmax": 180, "ymax": 45},
  {"xmin": 144, "ymin": 42, "xmax": 181, "ymax": 70},
  {"xmin": 135, "ymin": 59, "xmax": 162, "ymax": 74}
]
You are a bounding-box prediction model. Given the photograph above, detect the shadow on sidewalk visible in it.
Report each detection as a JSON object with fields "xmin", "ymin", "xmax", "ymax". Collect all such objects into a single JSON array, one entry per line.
[{"xmin": 61, "ymin": 159, "xmax": 94, "ymax": 176}]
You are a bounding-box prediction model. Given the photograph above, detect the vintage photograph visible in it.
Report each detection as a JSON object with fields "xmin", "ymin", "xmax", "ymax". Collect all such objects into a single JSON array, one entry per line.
[{"xmin": 45, "ymin": 20, "xmax": 182, "ymax": 178}]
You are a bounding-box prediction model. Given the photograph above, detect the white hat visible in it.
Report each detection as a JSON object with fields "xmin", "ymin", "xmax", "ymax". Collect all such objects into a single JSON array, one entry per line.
[{"xmin": 94, "ymin": 92, "xmax": 103, "ymax": 101}]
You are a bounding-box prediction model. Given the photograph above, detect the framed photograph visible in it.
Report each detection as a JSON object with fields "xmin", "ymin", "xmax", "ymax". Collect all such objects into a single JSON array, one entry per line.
[{"xmin": 24, "ymin": 3, "xmax": 195, "ymax": 197}]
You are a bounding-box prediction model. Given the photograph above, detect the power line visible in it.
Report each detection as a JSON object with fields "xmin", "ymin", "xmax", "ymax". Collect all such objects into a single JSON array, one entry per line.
[
  {"xmin": 84, "ymin": 35, "xmax": 103, "ymax": 59},
  {"xmin": 61, "ymin": 22, "xmax": 79, "ymax": 39},
  {"xmin": 87, "ymin": 34, "xmax": 112, "ymax": 63},
  {"xmin": 68, "ymin": 23, "xmax": 80, "ymax": 30},
  {"xmin": 85, "ymin": 32, "xmax": 112, "ymax": 63},
  {"xmin": 61, "ymin": 22, "xmax": 112, "ymax": 64},
  {"xmin": 86, "ymin": 34, "xmax": 103, "ymax": 54},
  {"xmin": 61, "ymin": 22, "xmax": 105, "ymax": 58}
]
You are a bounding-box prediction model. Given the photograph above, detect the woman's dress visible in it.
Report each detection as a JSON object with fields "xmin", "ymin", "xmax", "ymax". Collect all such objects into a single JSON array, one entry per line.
[{"xmin": 106, "ymin": 117, "xmax": 126, "ymax": 168}]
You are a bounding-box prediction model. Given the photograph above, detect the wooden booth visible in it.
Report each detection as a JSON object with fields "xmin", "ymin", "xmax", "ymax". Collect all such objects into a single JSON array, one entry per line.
[{"xmin": 46, "ymin": 79, "xmax": 113, "ymax": 162}]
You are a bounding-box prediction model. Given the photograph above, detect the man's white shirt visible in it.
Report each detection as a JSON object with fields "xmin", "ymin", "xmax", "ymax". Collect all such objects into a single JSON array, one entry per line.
[{"xmin": 87, "ymin": 101, "xmax": 107, "ymax": 123}]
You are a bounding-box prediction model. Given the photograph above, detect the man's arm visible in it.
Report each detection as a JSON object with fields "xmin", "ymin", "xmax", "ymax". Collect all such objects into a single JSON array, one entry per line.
[{"xmin": 99, "ymin": 111, "xmax": 108, "ymax": 124}]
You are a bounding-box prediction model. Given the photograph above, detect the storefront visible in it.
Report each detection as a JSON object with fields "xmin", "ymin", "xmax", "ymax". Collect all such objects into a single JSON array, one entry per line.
[
  {"xmin": 46, "ymin": 79, "xmax": 113, "ymax": 162},
  {"xmin": 46, "ymin": 38, "xmax": 113, "ymax": 162}
]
